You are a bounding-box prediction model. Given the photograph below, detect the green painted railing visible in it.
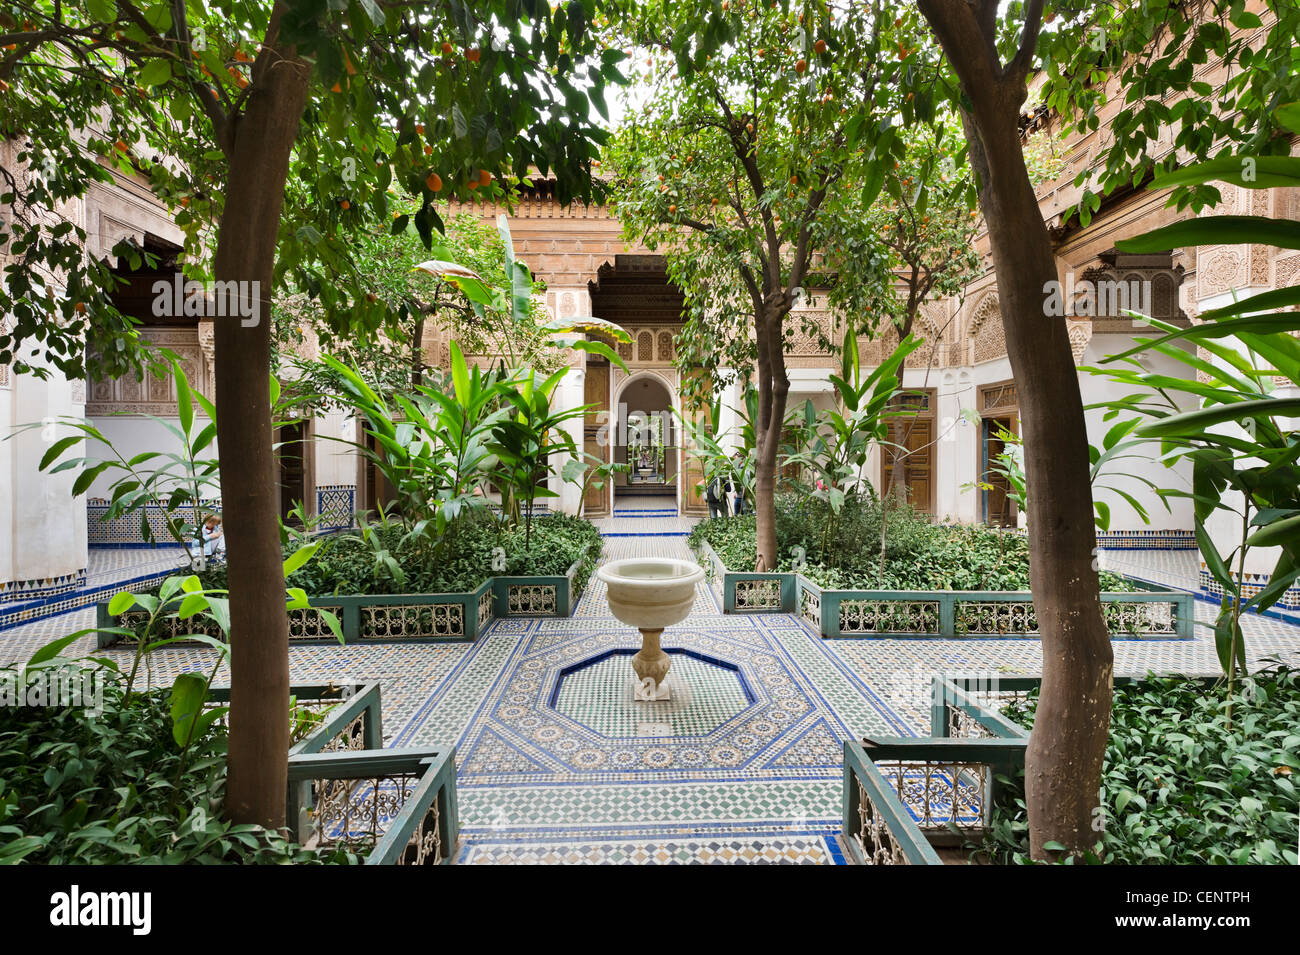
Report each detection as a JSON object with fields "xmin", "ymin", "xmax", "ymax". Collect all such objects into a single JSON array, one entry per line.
[
  {"xmin": 96, "ymin": 559, "xmax": 586, "ymax": 648},
  {"xmin": 843, "ymin": 671, "xmax": 1223, "ymax": 864},
  {"xmin": 693, "ymin": 541, "xmax": 1193, "ymax": 640},
  {"xmin": 206, "ymin": 680, "xmax": 459, "ymax": 864},
  {"xmin": 286, "ymin": 747, "xmax": 459, "ymax": 865}
]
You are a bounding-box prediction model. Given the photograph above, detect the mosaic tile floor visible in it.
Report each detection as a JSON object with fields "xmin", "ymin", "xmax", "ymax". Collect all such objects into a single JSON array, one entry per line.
[{"xmin": 3, "ymin": 518, "xmax": 1299, "ymax": 865}]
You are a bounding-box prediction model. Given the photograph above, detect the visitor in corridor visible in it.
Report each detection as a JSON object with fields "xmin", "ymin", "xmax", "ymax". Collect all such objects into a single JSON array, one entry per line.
[
  {"xmin": 190, "ymin": 515, "xmax": 226, "ymax": 562},
  {"xmin": 706, "ymin": 474, "xmax": 725, "ymax": 519}
]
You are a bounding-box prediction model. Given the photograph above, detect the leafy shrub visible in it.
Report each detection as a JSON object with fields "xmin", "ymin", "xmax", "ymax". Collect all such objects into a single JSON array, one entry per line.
[
  {"xmin": 197, "ymin": 511, "xmax": 602, "ymax": 598},
  {"xmin": 688, "ymin": 492, "xmax": 1133, "ymax": 592},
  {"xmin": 0, "ymin": 664, "xmax": 354, "ymax": 864},
  {"xmin": 983, "ymin": 668, "xmax": 1300, "ymax": 864}
]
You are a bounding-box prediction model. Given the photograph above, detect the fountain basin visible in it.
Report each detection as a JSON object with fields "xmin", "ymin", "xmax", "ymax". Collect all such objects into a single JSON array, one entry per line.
[
  {"xmin": 597, "ymin": 557, "xmax": 704, "ymax": 701},
  {"xmin": 597, "ymin": 558, "xmax": 704, "ymax": 630}
]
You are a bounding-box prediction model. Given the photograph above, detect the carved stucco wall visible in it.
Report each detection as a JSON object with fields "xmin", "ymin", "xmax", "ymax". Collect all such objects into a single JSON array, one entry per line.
[{"xmin": 86, "ymin": 326, "xmax": 212, "ymax": 415}]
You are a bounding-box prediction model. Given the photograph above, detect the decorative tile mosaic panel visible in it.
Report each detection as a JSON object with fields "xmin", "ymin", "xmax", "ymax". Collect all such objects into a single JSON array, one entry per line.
[{"xmin": 316, "ymin": 485, "xmax": 356, "ymax": 531}]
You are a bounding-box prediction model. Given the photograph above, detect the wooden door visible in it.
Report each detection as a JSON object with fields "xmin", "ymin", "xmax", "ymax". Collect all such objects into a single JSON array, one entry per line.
[
  {"xmin": 582, "ymin": 363, "xmax": 610, "ymax": 517},
  {"xmin": 277, "ymin": 420, "xmax": 315, "ymax": 525},
  {"xmin": 880, "ymin": 390, "xmax": 935, "ymax": 513}
]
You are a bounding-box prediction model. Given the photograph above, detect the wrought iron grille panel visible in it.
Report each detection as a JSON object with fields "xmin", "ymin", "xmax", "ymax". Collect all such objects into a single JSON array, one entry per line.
[
  {"xmin": 873, "ymin": 761, "xmax": 985, "ymax": 831},
  {"xmin": 309, "ymin": 774, "xmax": 416, "ymax": 853},
  {"xmin": 397, "ymin": 799, "xmax": 445, "ymax": 865},
  {"xmin": 840, "ymin": 600, "xmax": 940, "ymax": 634},
  {"xmin": 507, "ymin": 584, "xmax": 558, "ymax": 615},
  {"xmin": 734, "ymin": 578, "xmax": 782, "ymax": 611},
  {"xmin": 800, "ymin": 586, "xmax": 821, "ymax": 630},
  {"xmin": 1103, "ymin": 599, "xmax": 1178, "ymax": 635},
  {"xmin": 288, "ymin": 607, "xmax": 337, "ymax": 641},
  {"xmin": 853, "ymin": 776, "xmax": 911, "ymax": 865},
  {"xmin": 956, "ymin": 600, "xmax": 1037, "ymax": 635},
  {"xmin": 947, "ymin": 706, "xmax": 996, "ymax": 739},
  {"xmin": 360, "ymin": 603, "xmax": 465, "ymax": 639}
]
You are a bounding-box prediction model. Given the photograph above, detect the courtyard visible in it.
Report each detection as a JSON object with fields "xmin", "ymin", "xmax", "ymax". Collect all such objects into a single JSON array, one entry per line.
[
  {"xmin": 2, "ymin": 0, "xmax": 1299, "ymax": 891},
  {"xmin": 4, "ymin": 493, "xmax": 1297, "ymax": 865}
]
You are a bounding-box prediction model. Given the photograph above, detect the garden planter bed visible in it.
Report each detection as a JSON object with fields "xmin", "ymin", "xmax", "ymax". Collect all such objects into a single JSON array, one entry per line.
[
  {"xmin": 844, "ymin": 671, "xmax": 1299, "ymax": 866},
  {"xmin": 695, "ymin": 539, "xmax": 1193, "ymax": 640},
  {"xmin": 95, "ymin": 559, "xmax": 584, "ymax": 648}
]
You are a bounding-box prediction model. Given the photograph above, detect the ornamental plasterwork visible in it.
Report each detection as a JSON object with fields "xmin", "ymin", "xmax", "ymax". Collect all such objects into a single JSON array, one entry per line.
[
  {"xmin": 968, "ymin": 293, "xmax": 1007, "ymax": 365},
  {"xmin": 1067, "ymin": 320, "xmax": 1092, "ymax": 363},
  {"xmin": 1197, "ymin": 247, "xmax": 1246, "ymax": 299},
  {"xmin": 1276, "ymin": 253, "xmax": 1300, "ymax": 289},
  {"xmin": 610, "ymin": 324, "xmax": 683, "ymax": 366},
  {"xmin": 86, "ymin": 328, "xmax": 211, "ymax": 416},
  {"xmin": 612, "ymin": 365, "xmax": 678, "ymax": 397}
]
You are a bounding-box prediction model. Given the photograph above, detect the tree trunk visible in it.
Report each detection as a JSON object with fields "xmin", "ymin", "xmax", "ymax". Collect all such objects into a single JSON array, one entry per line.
[
  {"xmin": 212, "ymin": 36, "xmax": 311, "ymax": 830},
  {"xmin": 753, "ymin": 306, "xmax": 790, "ymax": 571},
  {"xmin": 969, "ymin": 110, "xmax": 1112, "ymax": 860},
  {"xmin": 917, "ymin": 0, "xmax": 1112, "ymax": 860}
]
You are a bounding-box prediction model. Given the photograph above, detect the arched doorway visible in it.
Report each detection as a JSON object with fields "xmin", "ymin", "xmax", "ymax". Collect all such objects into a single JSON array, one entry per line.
[{"xmin": 612, "ymin": 372, "xmax": 679, "ymax": 512}]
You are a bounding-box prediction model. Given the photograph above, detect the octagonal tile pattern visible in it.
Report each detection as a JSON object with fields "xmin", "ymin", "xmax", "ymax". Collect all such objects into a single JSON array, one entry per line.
[
  {"xmin": 445, "ymin": 620, "xmax": 887, "ymax": 780},
  {"xmin": 550, "ymin": 649, "xmax": 756, "ymax": 739}
]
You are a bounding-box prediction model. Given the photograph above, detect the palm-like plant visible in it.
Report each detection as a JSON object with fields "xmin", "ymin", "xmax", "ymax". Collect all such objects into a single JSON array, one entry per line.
[
  {"xmin": 491, "ymin": 368, "xmax": 593, "ymax": 548},
  {"xmin": 1088, "ymin": 145, "xmax": 1300, "ymax": 691}
]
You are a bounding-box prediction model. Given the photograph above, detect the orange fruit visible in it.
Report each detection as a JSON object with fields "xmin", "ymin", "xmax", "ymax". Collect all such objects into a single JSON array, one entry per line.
[
  {"xmin": 424, "ymin": 145, "xmax": 433, "ymax": 155},
  {"xmin": 365, "ymin": 292, "xmax": 378, "ymax": 303},
  {"xmin": 339, "ymin": 199, "xmax": 350, "ymax": 210},
  {"xmin": 426, "ymin": 172, "xmax": 443, "ymax": 192},
  {"xmin": 668, "ymin": 204, "xmax": 677, "ymax": 213},
  {"xmin": 415, "ymin": 123, "xmax": 424, "ymax": 135},
  {"xmin": 814, "ymin": 39, "xmax": 827, "ymax": 54},
  {"xmin": 75, "ymin": 302, "xmax": 86, "ymax": 314},
  {"xmin": 114, "ymin": 139, "xmax": 129, "ymax": 152},
  {"xmin": 330, "ymin": 82, "xmax": 342, "ymax": 92},
  {"xmin": 795, "ymin": 59, "xmax": 807, "ymax": 73},
  {"xmin": 466, "ymin": 48, "xmax": 481, "ymax": 63},
  {"xmin": 441, "ymin": 42, "xmax": 453, "ymax": 55},
  {"xmin": 478, "ymin": 169, "xmax": 492, "ymax": 187}
]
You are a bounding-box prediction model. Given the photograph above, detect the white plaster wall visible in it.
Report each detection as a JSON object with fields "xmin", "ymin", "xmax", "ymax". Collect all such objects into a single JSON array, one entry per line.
[
  {"xmin": 1187, "ymin": 290, "xmax": 1291, "ymax": 575},
  {"xmin": 0, "ymin": 383, "xmax": 12, "ymax": 584},
  {"xmin": 3, "ymin": 361, "xmax": 88, "ymax": 584},
  {"xmin": 1079, "ymin": 332, "xmax": 1195, "ymax": 531},
  {"xmin": 935, "ymin": 367, "xmax": 979, "ymax": 523},
  {"xmin": 314, "ymin": 407, "xmax": 358, "ymax": 487},
  {"xmin": 552, "ymin": 363, "xmax": 586, "ymax": 515},
  {"xmin": 83, "ymin": 413, "xmax": 218, "ymax": 502}
]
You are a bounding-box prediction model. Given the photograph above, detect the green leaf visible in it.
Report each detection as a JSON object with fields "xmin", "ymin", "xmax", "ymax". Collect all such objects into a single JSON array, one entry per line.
[
  {"xmin": 38, "ymin": 435, "xmax": 82, "ymax": 472},
  {"xmin": 283, "ymin": 541, "xmax": 321, "ymax": 577},
  {"xmin": 107, "ymin": 591, "xmax": 137, "ymax": 616},
  {"xmin": 25, "ymin": 629, "xmax": 96, "ymax": 670},
  {"xmin": 1278, "ymin": 102, "xmax": 1300, "ymax": 135},
  {"xmin": 1115, "ymin": 216, "xmax": 1300, "ymax": 254},
  {"xmin": 138, "ymin": 59, "xmax": 172, "ymax": 88},
  {"xmin": 1151, "ymin": 154, "xmax": 1300, "ymax": 191},
  {"xmin": 1136, "ymin": 398, "xmax": 1300, "ymax": 438},
  {"xmin": 1246, "ymin": 514, "xmax": 1300, "ymax": 549},
  {"xmin": 169, "ymin": 673, "xmax": 209, "ymax": 748}
]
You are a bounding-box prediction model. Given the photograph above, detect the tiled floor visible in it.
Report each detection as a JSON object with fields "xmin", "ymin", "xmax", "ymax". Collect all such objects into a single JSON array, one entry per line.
[{"xmin": 3, "ymin": 517, "xmax": 1299, "ymax": 865}]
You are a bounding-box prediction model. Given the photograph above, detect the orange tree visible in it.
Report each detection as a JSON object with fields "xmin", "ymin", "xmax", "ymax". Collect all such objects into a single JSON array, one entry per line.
[
  {"xmin": 913, "ymin": 0, "xmax": 1300, "ymax": 859},
  {"xmin": 605, "ymin": 0, "xmax": 944, "ymax": 571},
  {"xmin": 0, "ymin": 0, "xmax": 623, "ymax": 829}
]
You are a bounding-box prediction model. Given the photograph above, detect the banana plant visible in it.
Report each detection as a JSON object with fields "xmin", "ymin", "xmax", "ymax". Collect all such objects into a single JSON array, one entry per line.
[
  {"xmin": 415, "ymin": 214, "xmax": 631, "ymax": 372},
  {"xmin": 490, "ymin": 367, "xmax": 592, "ymax": 547},
  {"xmin": 320, "ymin": 342, "xmax": 510, "ymax": 539},
  {"xmin": 1087, "ymin": 143, "xmax": 1300, "ymax": 692}
]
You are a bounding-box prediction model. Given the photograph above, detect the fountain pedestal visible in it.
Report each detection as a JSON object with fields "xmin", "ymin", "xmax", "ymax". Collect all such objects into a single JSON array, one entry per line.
[
  {"xmin": 597, "ymin": 557, "xmax": 704, "ymax": 703},
  {"xmin": 631, "ymin": 628, "xmax": 671, "ymax": 701}
]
